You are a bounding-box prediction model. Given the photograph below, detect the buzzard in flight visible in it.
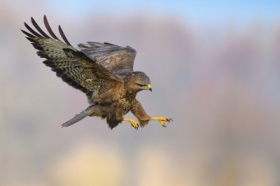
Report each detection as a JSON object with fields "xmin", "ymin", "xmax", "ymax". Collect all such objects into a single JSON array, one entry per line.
[{"xmin": 21, "ymin": 15, "xmax": 172, "ymax": 129}]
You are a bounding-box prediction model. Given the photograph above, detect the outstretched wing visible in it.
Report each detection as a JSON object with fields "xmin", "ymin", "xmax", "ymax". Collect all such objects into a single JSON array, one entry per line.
[
  {"xmin": 78, "ymin": 42, "xmax": 137, "ymax": 75},
  {"xmin": 21, "ymin": 15, "xmax": 122, "ymax": 99}
]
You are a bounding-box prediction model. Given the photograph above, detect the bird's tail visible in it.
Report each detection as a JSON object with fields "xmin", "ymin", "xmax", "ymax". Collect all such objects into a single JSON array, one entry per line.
[{"xmin": 61, "ymin": 105, "xmax": 95, "ymax": 128}]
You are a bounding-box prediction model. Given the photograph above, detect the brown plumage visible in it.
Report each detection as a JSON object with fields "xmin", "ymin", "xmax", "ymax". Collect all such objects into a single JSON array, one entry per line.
[{"xmin": 21, "ymin": 15, "xmax": 172, "ymax": 129}]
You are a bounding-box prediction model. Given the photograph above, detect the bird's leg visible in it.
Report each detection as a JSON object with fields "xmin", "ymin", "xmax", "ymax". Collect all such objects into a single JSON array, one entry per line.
[
  {"xmin": 122, "ymin": 118, "xmax": 139, "ymax": 130},
  {"xmin": 150, "ymin": 117, "xmax": 173, "ymax": 127}
]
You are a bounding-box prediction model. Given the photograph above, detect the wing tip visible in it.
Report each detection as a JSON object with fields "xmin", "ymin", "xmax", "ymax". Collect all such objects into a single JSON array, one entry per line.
[
  {"xmin": 24, "ymin": 21, "xmax": 42, "ymax": 38},
  {"xmin": 21, "ymin": 29, "xmax": 34, "ymax": 37},
  {"xmin": 43, "ymin": 15, "xmax": 62, "ymax": 41},
  {"xmin": 58, "ymin": 25, "xmax": 72, "ymax": 46},
  {"xmin": 126, "ymin": 46, "xmax": 137, "ymax": 53},
  {"xmin": 22, "ymin": 15, "xmax": 72, "ymax": 47},
  {"xmin": 31, "ymin": 16, "xmax": 50, "ymax": 38}
]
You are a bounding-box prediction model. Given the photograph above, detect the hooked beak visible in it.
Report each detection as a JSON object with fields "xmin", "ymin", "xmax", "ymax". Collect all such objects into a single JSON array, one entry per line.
[{"xmin": 147, "ymin": 84, "xmax": 152, "ymax": 92}]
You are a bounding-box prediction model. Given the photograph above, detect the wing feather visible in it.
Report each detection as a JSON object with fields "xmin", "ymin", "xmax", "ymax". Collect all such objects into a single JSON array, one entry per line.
[
  {"xmin": 21, "ymin": 16, "xmax": 122, "ymax": 99},
  {"xmin": 31, "ymin": 17, "xmax": 50, "ymax": 38},
  {"xmin": 78, "ymin": 42, "xmax": 137, "ymax": 75},
  {"xmin": 43, "ymin": 15, "xmax": 61, "ymax": 40},
  {"xmin": 24, "ymin": 22, "xmax": 42, "ymax": 37},
  {"xmin": 58, "ymin": 25, "xmax": 72, "ymax": 46}
]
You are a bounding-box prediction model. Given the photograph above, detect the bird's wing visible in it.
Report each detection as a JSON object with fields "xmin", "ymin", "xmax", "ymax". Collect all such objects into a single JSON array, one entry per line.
[
  {"xmin": 21, "ymin": 16, "xmax": 122, "ymax": 99},
  {"xmin": 78, "ymin": 42, "xmax": 136, "ymax": 75}
]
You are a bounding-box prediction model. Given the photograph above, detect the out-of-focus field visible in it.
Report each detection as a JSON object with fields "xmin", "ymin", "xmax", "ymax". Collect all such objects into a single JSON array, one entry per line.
[{"xmin": 1, "ymin": 1, "xmax": 280, "ymax": 186}]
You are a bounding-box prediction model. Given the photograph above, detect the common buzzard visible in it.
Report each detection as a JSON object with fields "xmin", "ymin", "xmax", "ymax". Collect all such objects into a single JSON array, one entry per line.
[{"xmin": 21, "ymin": 15, "xmax": 172, "ymax": 129}]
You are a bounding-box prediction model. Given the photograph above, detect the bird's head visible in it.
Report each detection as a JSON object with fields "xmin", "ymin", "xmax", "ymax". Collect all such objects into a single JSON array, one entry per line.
[{"xmin": 128, "ymin": 71, "xmax": 152, "ymax": 92}]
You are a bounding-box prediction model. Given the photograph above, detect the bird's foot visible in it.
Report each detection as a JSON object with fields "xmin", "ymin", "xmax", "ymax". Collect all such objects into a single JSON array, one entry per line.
[
  {"xmin": 123, "ymin": 118, "xmax": 139, "ymax": 130},
  {"xmin": 151, "ymin": 117, "xmax": 173, "ymax": 127}
]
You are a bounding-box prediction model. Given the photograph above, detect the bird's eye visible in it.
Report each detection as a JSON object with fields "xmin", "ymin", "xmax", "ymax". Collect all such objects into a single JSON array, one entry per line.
[{"xmin": 137, "ymin": 83, "xmax": 145, "ymax": 87}]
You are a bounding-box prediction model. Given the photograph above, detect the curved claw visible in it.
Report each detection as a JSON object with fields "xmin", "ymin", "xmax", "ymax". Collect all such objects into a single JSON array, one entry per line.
[
  {"xmin": 151, "ymin": 117, "xmax": 172, "ymax": 127},
  {"xmin": 123, "ymin": 118, "xmax": 139, "ymax": 130},
  {"xmin": 133, "ymin": 123, "xmax": 139, "ymax": 130},
  {"xmin": 131, "ymin": 121, "xmax": 139, "ymax": 130}
]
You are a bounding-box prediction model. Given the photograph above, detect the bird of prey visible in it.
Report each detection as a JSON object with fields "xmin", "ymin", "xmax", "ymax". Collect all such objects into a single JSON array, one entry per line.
[{"xmin": 21, "ymin": 15, "xmax": 172, "ymax": 130}]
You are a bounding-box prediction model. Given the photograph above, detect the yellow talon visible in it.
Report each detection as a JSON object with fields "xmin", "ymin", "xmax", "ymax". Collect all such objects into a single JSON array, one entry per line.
[
  {"xmin": 123, "ymin": 118, "xmax": 139, "ymax": 130},
  {"xmin": 151, "ymin": 117, "xmax": 172, "ymax": 127}
]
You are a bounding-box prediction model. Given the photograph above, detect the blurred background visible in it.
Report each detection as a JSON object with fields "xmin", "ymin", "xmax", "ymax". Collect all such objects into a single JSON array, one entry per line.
[{"xmin": 1, "ymin": 0, "xmax": 280, "ymax": 185}]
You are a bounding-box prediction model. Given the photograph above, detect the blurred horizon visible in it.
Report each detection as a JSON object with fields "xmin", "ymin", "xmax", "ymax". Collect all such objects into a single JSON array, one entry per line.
[{"xmin": 1, "ymin": 1, "xmax": 280, "ymax": 186}]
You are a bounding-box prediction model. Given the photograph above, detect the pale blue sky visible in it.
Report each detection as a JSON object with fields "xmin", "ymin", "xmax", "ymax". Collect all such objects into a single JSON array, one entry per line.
[{"xmin": 47, "ymin": 0, "xmax": 280, "ymax": 24}]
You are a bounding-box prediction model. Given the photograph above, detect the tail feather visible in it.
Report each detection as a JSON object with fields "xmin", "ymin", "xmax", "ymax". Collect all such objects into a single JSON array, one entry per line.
[{"xmin": 61, "ymin": 105, "xmax": 95, "ymax": 128}]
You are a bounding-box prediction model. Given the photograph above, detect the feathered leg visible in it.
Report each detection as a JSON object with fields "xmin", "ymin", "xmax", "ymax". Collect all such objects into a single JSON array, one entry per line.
[{"xmin": 131, "ymin": 99, "xmax": 172, "ymax": 128}]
